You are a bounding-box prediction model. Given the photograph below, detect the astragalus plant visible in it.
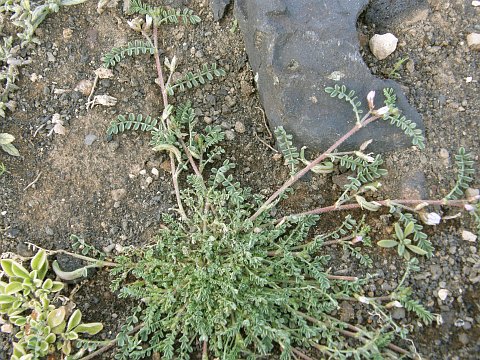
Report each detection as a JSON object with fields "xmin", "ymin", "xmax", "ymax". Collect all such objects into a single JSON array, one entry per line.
[{"xmin": 105, "ymin": 81, "xmax": 478, "ymax": 359}]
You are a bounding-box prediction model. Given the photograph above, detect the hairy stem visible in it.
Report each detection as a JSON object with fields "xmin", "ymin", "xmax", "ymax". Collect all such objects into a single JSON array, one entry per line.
[
  {"xmin": 171, "ymin": 153, "xmax": 187, "ymax": 220},
  {"xmin": 250, "ymin": 114, "xmax": 380, "ymax": 221},
  {"xmin": 179, "ymin": 137, "xmax": 203, "ymax": 180},
  {"xmin": 280, "ymin": 198, "xmax": 471, "ymax": 221},
  {"xmin": 79, "ymin": 323, "xmax": 144, "ymax": 360},
  {"xmin": 153, "ymin": 25, "xmax": 168, "ymax": 109}
]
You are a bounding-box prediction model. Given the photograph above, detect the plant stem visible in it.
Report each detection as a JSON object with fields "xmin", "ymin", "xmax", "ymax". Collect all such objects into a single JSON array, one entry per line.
[
  {"xmin": 153, "ymin": 25, "xmax": 168, "ymax": 109},
  {"xmin": 179, "ymin": 137, "xmax": 203, "ymax": 179},
  {"xmin": 280, "ymin": 198, "xmax": 471, "ymax": 221},
  {"xmin": 45, "ymin": 248, "xmax": 117, "ymax": 267},
  {"xmin": 326, "ymin": 274, "xmax": 358, "ymax": 281},
  {"xmin": 291, "ymin": 347, "xmax": 314, "ymax": 360},
  {"xmin": 250, "ymin": 114, "xmax": 381, "ymax": 221},
  {"xmin": 171, "ymin": 153, "xmax": 187, "ymax": 220},
  {"xmin": 79, "ymin": 323, "xmax": 144, "ymax": 360},
  {"xmin": 202, "ymin": 339, "xmax": 208, "ymax": 360}
]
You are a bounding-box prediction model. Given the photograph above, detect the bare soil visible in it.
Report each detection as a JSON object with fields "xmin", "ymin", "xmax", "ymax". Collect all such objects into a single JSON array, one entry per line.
[{"xmin": 0, "ymin": 0, "xmax": 479, "ymax": 359}]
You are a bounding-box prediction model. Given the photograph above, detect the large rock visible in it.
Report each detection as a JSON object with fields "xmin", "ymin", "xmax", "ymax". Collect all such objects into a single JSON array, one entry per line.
[
  {"xmin": 364, "ymin": 0, "xmax": 429, "ymax": 30},
  {"xmin": 209, "ymin": 0, "xmax": 231, "ymax": 21},
  {"xmin": 234, "ymin": 0, "xmax": 424, "ymax": 153}
]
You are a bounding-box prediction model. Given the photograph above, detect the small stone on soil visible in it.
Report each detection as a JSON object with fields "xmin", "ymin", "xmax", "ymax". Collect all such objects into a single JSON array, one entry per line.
[
  {"xmin": 111, "ymin": 188, "xmax": 127, "ymax": 202},
  {"xmin": 84, "ymin": 134, "xmax": 97, "ymax": 145},
  {"xmin": 234, "ymin": 121, "xmax": 246, "ymax": 133},
  {"xmin": 225, "ymin": 130, "xmax": 235, "ymax": 140},
  {"xmin": 462, "ymin": 230, "xmax": 477, "ymax": 242},
  {"xmin": 467, "ymin": 33, "xmax": 480, "ymax": 50},
  {"xmin": 369, "ymin": 33, "xmax": 398, "ymax": 60}
]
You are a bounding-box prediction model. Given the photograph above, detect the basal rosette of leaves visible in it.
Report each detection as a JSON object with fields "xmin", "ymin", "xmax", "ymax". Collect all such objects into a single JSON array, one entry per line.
[{"xmin": 110, "ymin": 170, "xmax": 400, "ymax": 360}]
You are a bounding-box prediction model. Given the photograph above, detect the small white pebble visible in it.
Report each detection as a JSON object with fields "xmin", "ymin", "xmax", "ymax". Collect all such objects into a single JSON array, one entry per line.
[
  {"xmin": 438, "ymin": 289, "xmax": 449, "ymax": 301},
  {"xmin": 465, "ymin": 77, "xmax": 473, "ymax": 83},
  {"xmin": 369, "ymin": 33, "xmax": 398, "ymax": 60},
  {"xmin": 145, "ymin": 176, "xmax": 153, "ymax": 185},
  {"xmin": 115, "ymin": 244, "xmax": 124, "ymax": 253},
  {"xmin": 472, "ymin": 1, "xmax": 480, "ymax": 7},
  {"xmin": 139, "ymin": 169, "xmax": 147, "ymax": 176},
  {"xmin": 462, "ymin": 230, "xmax": 477, "ymax": 242},
  {"xmin": 151, "ymin": 168, "xmax": 159, "ymax": 177}
]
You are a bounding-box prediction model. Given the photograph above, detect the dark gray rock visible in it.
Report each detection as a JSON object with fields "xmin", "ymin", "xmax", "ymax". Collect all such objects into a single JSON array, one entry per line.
[
  {"xmin": 235, "ymin": 0, "xmax": 424, "ymax": 153},
  {"xmin": 209, "ymin": 0, "xmax": 231, "ymax": 21},
  {"xmin": 364, "ymin": 0, "xmax": 429, "ymax": 31}
]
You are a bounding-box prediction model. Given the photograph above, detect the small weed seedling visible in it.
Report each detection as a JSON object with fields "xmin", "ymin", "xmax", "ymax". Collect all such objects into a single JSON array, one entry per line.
[{"xmin": 387, "ymin": 56, "xmax": 410, "ymax": 79}]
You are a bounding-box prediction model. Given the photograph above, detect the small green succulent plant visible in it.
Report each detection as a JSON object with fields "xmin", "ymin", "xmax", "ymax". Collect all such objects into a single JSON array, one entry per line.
[{"xmin": 0, "ymin": 249, "xmax": 103, "ymax": 360}]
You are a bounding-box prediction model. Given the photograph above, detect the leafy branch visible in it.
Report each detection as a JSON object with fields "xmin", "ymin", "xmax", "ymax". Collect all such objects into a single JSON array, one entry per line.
[
  {"xmin": 444, "ymin": 147, "xmax": 475, "ymax": 200},
  {"xmin": 102, "ymin": 40, "xmax": 155, "ymax": 68},
  {"xmin": 128, "ymin": 0, "xmax": 201, "ymax": 26},
  {"xmin": 166, "ymin": 63, "xmax": 226, "ymax": 96},
  {"xmin": 382, "ymin": 88, "xmax": 425, "ymax": 149},
  {"xmin": 274, "ymin": 126, "xmax": 300, "ymax": 175},
  {"xmin": 325, "ymin": 84, "xmax": 364, "ymax": 123}
]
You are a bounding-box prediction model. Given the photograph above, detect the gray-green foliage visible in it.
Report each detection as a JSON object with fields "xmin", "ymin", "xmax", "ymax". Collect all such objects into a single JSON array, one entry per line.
[
  {"xmin": 325, "ymin": 84, "xmax": 363, "ymax": 123},
  {"xmin": 444, "ymin": 147, "xmax": 475, "ymax": 200},
  {"xmin": 0, "ymin": 0, "xmax": 87, "ymax": 46},
  {"xmin": 382, "ymin": 88, "xmax": 425, "ymax": 149},
  {"xmin": 108, "ymin": 100, "xmax": 421, "ymax": 359},
  {"xmin": 128, "ymin": 0, "xmax": 201, "ymax": 26},
  {"xmin": 166, "ymin": 63, "xmax": 226, "ymax": 96},
  {"xmin": 0, "ymin": 0, "xmax": 87, "ymax": 118},
  {"xmin": 110, "ymin": 151, "xmax": 403, "ymax": 360},
  {"xmin": 377, "ymin": 222, "xmax": 429, "ymax": 260},
  {"xmin": 0, "ymin": 249, "xmax": 103, "ymax": 359},
  {"xmin": 102, "ymin": 40, "xmax": 155, "ymax": 68}
]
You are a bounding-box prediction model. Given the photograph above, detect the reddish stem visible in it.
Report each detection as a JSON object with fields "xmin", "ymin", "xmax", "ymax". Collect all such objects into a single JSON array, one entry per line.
[
  {"xmin": 250, "ymin": 115, "xmax": 380, "ymax": 221},
  {"xmin": 153, "ymin": 25, "xmax": 168, "ymax": 109},
  {"xmin": 280, "ymin": 198, "xmax": 470, "ymax": 221}
]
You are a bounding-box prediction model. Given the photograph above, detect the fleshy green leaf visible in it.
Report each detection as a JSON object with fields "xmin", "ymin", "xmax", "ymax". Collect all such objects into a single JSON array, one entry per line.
[
  {"xmin": 394, "ymin": 223, "xmax": 404, "ymax": 240},
  {"xmin": 47, "ymin": 306, "xmax": 66, "ymax": 328},
  {"xmin": 51, "ymin": 281, "xmax": 65, "ymax": 292},
  {"xmin": 0, "ymin": 133, "xmax": 15, "ymax": 145},
  {"xmin": 1, "ymin": 143, "xmax": 20, "ymax": 157},
  {"xmin": 406, "ymin": 244, "xmax": 428, "ymax": 256},
  {"xmin": 30, "ymin": 250, "xmax": 47, "ymax": 273},
  {"xmin": 74, "ymin": 322, "xmax": 103, "ymax": 335},
  {"xmin": 377, "ymin": 240, "xmax": 398, "ymax": 248},
  {"xmin": 5, "ymin": 282, "xmax": 23, "ymax": 295},
  {"xmin": 403, "ymin": 222, "xmax": 415, "ymax": 238},
  {"xmin": 67, "ymin": 309, "xmax": 82, "ymax": 331},
  {"xmin": 0, "ymin": 294, "xmax": 16, "ymax": 304},
  {"xmin": 1, "ymin": 260, "xmax": 16, "ymax": 277}
]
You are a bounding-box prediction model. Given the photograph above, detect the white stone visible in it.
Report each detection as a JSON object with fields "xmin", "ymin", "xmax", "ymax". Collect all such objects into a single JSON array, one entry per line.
[
  {"xmin": 467, "ymin": 33, "xmax": 480, "ymax": 50},
  {"xmin": 369, "ymin": 33, "xmax": 398, "ymax": 60},
  {"xmin": 438, "ymin": 289, "xmax": 449, "ymax": 301},
  {"xmin": 462, "ymin": 230, "xmax": 477, "ymax": 242}
]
